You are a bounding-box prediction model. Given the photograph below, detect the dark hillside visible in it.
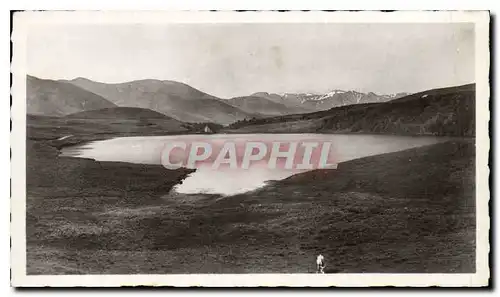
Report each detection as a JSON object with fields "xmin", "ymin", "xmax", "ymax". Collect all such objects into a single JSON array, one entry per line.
[{"xmin": 227, "ymin": 84, "xmax": 475, "ymax": 137}]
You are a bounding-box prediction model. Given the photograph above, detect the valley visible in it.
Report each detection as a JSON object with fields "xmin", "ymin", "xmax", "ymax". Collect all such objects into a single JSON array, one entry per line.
[{"xmin": 25, "ymin": 77, "xmax": 477, "ymax": 274}]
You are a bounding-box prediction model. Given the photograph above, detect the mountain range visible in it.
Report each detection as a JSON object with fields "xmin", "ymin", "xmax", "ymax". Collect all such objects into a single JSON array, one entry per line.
[
  {"xmin": 27, "ymin": 75, "xmax": 413, "ymax": 125},
  {"xmin": 251, "ymin": 90, "xmax": 410, "ymax": 110},
  {"xmin": 27, "ymin": 76, "xmax": 117, "ymax": 116},
  {"xmin": 227, "ymin": 84, "xmax": 475, "ymax": 137},
  {"xmin": 225, "ymin": 95, "xmax": 308, "ymax": 116},
  {"xmin": 64, "ymin": 77, "xmax": 254, "ymax": 125}
]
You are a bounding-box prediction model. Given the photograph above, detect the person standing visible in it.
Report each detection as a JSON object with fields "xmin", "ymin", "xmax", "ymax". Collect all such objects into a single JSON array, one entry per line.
[{"xmin": 316, "ymin": 254, "xmax": 325, "ymax": 274}]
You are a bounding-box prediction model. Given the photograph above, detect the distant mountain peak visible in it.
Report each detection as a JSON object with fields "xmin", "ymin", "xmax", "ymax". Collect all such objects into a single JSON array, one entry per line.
[
  {"xmin": 250, "ymin": 89, "xmax": 411, "ymax": 111},
  {"xmin": 66, "ymin": 77, "xmax": 253, "ymax": 125},
  {"xmin": 72, "ymin": 77, "xmax": 91, "ymax": 81},
  {"xmin": 228, "ymin": 83, "xmax": 475, "ymax": 137},
  {"xmin": 26, "ymin": 76, "xmax": 117, "ymax": 117}
]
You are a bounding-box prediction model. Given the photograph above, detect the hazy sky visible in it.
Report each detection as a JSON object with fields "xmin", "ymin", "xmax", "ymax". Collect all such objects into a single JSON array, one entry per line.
[{"xmin": 27, "ymin": 23, "xmax": 475, "ymax": 98}]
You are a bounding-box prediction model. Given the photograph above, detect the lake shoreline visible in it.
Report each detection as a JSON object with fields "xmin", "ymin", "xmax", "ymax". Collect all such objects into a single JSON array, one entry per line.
[
  {"xmin": 27, "ymin": 114, "xmax": 476, "ymax": 198},
  {"xmin": 26, "ymin": 116, "xmax": 476, "ymax": 274},
  {"xmin": 26, "ymin": 136, "xmax": 476, "ymax": 274},
  {"xmin": 57, "ymin": 132, "xmax": 468, "ymax": 195}
]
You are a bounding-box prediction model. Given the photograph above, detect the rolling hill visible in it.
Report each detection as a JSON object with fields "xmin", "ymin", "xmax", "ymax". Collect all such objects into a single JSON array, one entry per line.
[
  {"xmin": 65, "ymin": 107, "xmax": 175, "ymax": 120},
  {"xmin": 250, "ymin": 92, "xmax": 286, "ymax": 104},
  {"xmin": 251, "ymin": 90, "xmax": 410, "ymax": 111},
  {"xmin": 66, "ymin": 78, "xmax": 254, "ymax": 125},
  {"xmin": 225, "ymin": 96, "xmax": 307, "ymax": 116},
  {"xmin": 28, "ymin": 107, "xmax": 188, "ymax": 143},
  {"xmin": 27, "ymin": 75, "xmax": 117, "ymax": 116},
  {"xmin": 227, "ymin": 84, "xmax": 475, "ymax": 137}
]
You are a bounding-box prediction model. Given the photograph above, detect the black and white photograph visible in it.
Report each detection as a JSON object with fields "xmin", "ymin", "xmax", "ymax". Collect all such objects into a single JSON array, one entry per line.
[{"xmin": 10, "ymin": 11, "xmax": 490, "ymax": 287}]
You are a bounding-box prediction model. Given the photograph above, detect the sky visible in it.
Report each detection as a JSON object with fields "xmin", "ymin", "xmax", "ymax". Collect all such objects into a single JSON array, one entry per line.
[{"xmin": 26, "ymin": 23, "xmax": 475, "ymax": 98}]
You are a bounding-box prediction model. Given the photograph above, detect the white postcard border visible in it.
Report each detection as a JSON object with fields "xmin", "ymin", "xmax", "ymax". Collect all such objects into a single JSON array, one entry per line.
[{"xmin": 10, "ymin": 10, "xmax": 490, "ymax": 287}]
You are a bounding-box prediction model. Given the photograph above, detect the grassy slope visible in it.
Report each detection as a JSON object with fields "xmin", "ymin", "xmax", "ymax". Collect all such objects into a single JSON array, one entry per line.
[
  {"xmin": 26, "ymin": 116, "xmax": 194, "ymax": 274},
  {"xmin": 27, "ymin": 113, "xmax": 190, "ymax": 148},
  {"xmin": 27, "ymin": 76, "xmax": 117, "ymax": 116},
  {"xmin": 27, "ymin": 112, "xmax": 475, "ymax": 274},
  {"xmin": 280, "ymin": 140, "xmax": 476, "ymax": 272},
  {"xmin": 65, "ymin": 107, "xmax": 175, "ymax": 120},
  {"xmin": 66, "ymin": 78, "xmax": 255, "ymax": 125},
  {"xmin": 226, "ymin": 84, "xmax": 475, "ymax": 137},
  {"xmin": 225, "ymin": 96, "xmax": 306, "ymax": 116}
]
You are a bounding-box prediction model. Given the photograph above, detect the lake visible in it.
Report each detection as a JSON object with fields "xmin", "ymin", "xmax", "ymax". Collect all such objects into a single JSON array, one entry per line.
[{"xmin": 61, "ymin": 134, "xmax": 451, "ymax": 195}]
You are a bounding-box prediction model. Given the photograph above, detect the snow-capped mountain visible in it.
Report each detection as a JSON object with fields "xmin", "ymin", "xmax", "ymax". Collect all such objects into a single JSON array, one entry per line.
[{"xmin": 251, "ymin": 90, "xmax": 410, "ymax": 111}]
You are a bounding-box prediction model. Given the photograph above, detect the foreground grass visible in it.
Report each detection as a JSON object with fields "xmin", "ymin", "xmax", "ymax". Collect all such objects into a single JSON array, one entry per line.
[{"xmin": 26, "ymin": 117, "xmax": 475, "ymax": 274}]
